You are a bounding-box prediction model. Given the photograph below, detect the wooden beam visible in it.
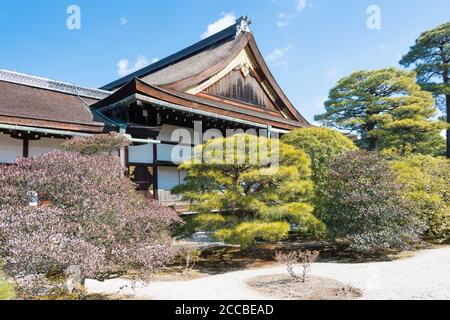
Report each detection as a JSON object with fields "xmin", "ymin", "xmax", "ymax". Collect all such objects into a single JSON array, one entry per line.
[
  {"xmin": 135, "ymin": 81, "xmax": 304, "ymax": 130},
  {"xmin": 0, "ymin": 115, "xmax": 113, "ymax": 133}
]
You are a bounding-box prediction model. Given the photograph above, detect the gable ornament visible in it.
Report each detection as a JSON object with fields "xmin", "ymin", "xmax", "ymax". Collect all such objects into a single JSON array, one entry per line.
[{"xmin": 240, "ymin": 63, "xmax": 251, "ymax": 78}]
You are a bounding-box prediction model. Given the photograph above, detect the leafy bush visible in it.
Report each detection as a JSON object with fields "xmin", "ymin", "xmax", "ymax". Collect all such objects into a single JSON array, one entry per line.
[
  {"xmin": 215, "ymin": 221, "xmax": 291, "ymax": 249},
  {"xmin": 282, "ymin": 128, "xmax": 358, "ymax": 220},
  {"xmin": 0, "ymin": 151, "xmax": 180, "ymax": 295},
  {"xmin": 192, "ymin": 214, "xmax": 227, "ymax": 232},
  {"xmin": 62, "ymin": 132, "xmax": 130, "ymax": 155},
  {"xmin": 173, "ymin": 134, "xmax": 325, "ymax": 248},
  {"xmin": 391, "ymin": 155, "xmax": 450, "ymax": 240},
  {"xmin": 282, "ymin": 128, "xmax": 358, "ymax": 186},
  {"xmin": 175, "ymin": 247, "xmax": 201, "ymax": 275},
  {"xmin": 0, "ymin": 269, "xmax": 15, "ymax": 300},
  {"xmin": 319, "ymin": 151, "xmax": 423, "ymax": 254}
]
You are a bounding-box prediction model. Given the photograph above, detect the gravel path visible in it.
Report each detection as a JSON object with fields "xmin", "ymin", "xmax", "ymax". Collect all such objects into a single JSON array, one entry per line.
[{"xmin": 86, "ymin": 246, "xmax": 450, "ymax": 300}]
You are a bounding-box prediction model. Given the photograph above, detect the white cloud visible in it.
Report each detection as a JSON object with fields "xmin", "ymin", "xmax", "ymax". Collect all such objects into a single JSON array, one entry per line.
[
  {"xmin": 117, "ymin": 55, "xmax": 150, "ymax": 77},
  {"xmin": 266, "ymin": 45, "xmax": 293, "ymax": 66},
  {"xmin": 201, "ymin": 12, "xmax": 236, "ymax": 39},
  {"xmin": 276, "ymin": 13, "xmax": 291, "ymax": 27},
  {"xmin": 120, "ymin": 17, "xmax": 128, "ymax": 26},
  {"xmin": 276, "ymin": 21, "xmax": 289, "ymax": 27},
  {"xmin": 297, "ymin": 0, "xmax": 312, "ymax": 12},
  {"xmin": 151, "ymin": 58, "xmax": 160, "ymax": 64},
  {"xmin": 277, "ymin": 21, "xmax": 289, "ymax": 28},
  {"xmin": 326, "ymin": 68, "xmax": 339, "ymax": 78},
  {"xmin": 276, "ymin": 1, "xmax": 312, "ymax": 27}
]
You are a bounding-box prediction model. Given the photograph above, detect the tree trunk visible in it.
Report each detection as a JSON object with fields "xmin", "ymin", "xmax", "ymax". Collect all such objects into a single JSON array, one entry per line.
[
  {"xmin": 446, "ymin": 94, "xmax": 450, "ymax": 158},
  {"xmin": 368, "ymin": 138, "xmax": 377, "ymax": 151},
  {"xmin": 444, "ymin": 67, "xmax": 449, "ymax": 158},
  {"xmin": 366, "ymin": 122, "xmax": 377, "ymax": 151}
]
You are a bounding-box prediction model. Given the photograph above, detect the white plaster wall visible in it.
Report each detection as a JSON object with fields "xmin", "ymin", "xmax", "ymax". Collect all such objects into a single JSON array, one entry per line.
[
  {"xmin": 158, "ymin": 144, "xmax": 192, "ymax": 163},
  {"xmin": 0, "ymin": 134, "xmax": 23, "ymax": 163},
  {"xmin": 29, "ymin": 138, "xmax": 63, "ymax": 157},
  {"xmin": 158, "ymin": 167, "xmax": 187, "ymax": 191},
  {"xmin": 179, "ymin": 170, "xmax": 188, "ymax": 183},
  {"xmin": 157, "ymin": 124, "xmax": 194, "ymax": 164},
  {"xmin": 128, "ymin": 143, "xmax": 153, "ymax": 163},
  {"xmin": 157, "ymin": 124, "xmax": 195, "ymax": 144},
  {"xmin": 129, "ymin": 124, "xmax": 195, "ymax": 164},
  {"xmin": 128, "ymin": 143, "xmax": 192, "ymax": 164}
]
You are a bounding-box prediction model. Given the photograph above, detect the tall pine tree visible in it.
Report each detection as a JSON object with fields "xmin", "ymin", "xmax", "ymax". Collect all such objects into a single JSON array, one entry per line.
[
  {"xmin": 173, "ymin": 134, "xmax": 325, "ymax": 249},
  {"xmin": 315, "ymin": 68, "xmax": 446, "ymax": 155},
  {"xmin": 400, "ymin": 22, "xmax": 450, "ymax": 158}
]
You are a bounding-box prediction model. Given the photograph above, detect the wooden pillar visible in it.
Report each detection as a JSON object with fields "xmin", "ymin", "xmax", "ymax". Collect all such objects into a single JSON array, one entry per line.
[
  {"xmin": 152, "ymin": 143, "xmax": 159, "ymax": 201},
  {"xmin": 267, "ymin": 125, "xmax": 272, "ymax": 139},
  {"xmin": 119, "ymin": 146, "xmax": 129, "ymax": 176},
  {"xmin": 125, "ymin": 147, "xmax": 129, "ymax": 168},
  {"xmin": 23, "ymin": 139, "xmax": 29, "ymax": 158}
]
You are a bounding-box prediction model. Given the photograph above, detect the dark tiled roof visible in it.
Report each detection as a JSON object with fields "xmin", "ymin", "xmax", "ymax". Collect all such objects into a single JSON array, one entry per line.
[
  {"xmin": 0, "ymin": 80, "xmax": 105, "ymax": 127},
  {"xmin": 101, "ymin": 19, "xmax": 243, "ymax": 91}
]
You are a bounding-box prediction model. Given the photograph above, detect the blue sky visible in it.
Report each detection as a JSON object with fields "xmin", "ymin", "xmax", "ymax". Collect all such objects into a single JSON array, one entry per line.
[{"xmin": 0, "ymin": 0, "xmax": 449, "ymax": 123}]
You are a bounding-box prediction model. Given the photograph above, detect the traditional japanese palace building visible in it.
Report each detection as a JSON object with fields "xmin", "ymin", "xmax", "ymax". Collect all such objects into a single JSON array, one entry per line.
[{"xmin": 0, "ymin": 17, "xmax": 311, "ymax": 204}]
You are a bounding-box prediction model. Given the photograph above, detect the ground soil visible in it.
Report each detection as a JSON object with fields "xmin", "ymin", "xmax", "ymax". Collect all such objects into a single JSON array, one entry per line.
[
  {"xmin": 247, "ymin": 274, "xmax": 362, "ymax": 300},
  {"xmin": 122, "ymin": 241, "xmax": 428, "ymax": 282},
  {"xmin": 172, "ymin": 241, "xmax": 408, "ymax": 276}
]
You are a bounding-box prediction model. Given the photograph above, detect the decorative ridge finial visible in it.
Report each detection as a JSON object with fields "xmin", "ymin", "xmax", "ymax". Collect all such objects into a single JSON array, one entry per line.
[{"xmin": 236, "ymin": 16, "xmax": 252, "ymax": 36}]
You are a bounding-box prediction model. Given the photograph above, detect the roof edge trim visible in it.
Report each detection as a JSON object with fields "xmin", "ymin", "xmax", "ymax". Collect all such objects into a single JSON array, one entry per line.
[{"xmin": 0, "ymin": 70, "xmax": 111, "ymax": 100}]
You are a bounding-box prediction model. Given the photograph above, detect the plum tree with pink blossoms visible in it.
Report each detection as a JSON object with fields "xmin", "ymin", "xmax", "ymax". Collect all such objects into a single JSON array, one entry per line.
[{"xmin": 0, "ymin": 150, "xmax": 180, "ymax": 295}]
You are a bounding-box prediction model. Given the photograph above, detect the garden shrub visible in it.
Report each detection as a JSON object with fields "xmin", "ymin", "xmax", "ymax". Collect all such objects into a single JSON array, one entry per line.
[
  {"xmin": 61, "ymin": 132, "xmax": 130, "ymax": 155},
  {"xmin": 0, "ymin": 151, "xmax": 180, "ymax": 295},
  {"xmin": 319, "ymin": 150, "xmax": 424, "ymax": 254},
  {"xmin": 215, "ymin": 221, "xmax": 291, "ymax": 250},
  {"xmin": 282, "ymin": 127, "xmax": 358, "ymax": 186},
  {"xmin": 0, "ymin": 268, "xmax": 15, "ymax": 300},
  {"xmin": 275, "ymin": 250, "xmax": 320, "ymax": 283},
  {"xmin": 173, "ymin": 134, "xmax": 324, "ymax": 248},
  {"xmin": 282, "ymin": 128, "xmax": 358, "ymax": 219},
  {"xmin": 391, "ymin": 155, "xmax": 450, "ymax": 240},
  {"xmin": 174, "ymin": 247, "xmax": 201, "ymax": 275},
  {"xmin": 192, "ymin": 213, "xmax": 227, "ymax": 232}
]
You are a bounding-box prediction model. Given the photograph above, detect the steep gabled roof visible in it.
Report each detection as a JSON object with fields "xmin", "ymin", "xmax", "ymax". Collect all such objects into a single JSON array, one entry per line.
[
  {"xmin": 100, "ymin": 16, "xmax": 311, "ymax": 127},
  {"xmin": 101, "ymin": 17, "xmax": 250, "ymax": 91}
]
